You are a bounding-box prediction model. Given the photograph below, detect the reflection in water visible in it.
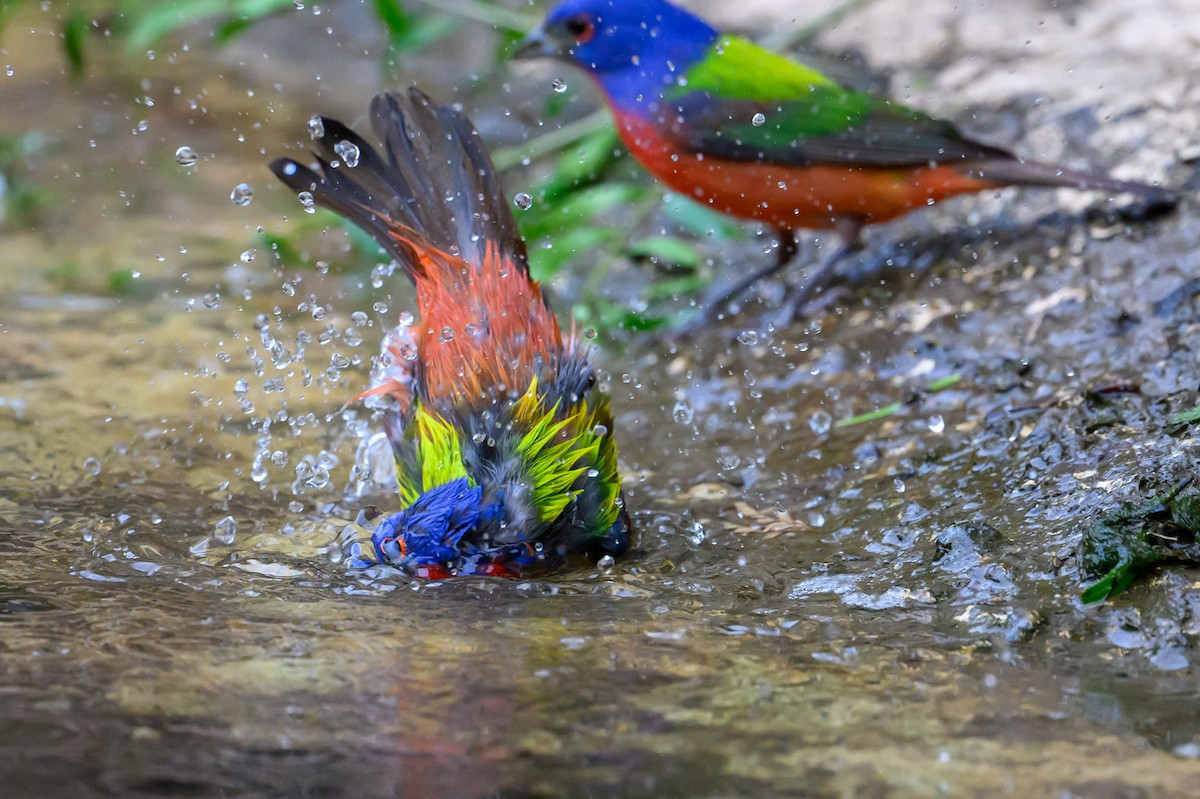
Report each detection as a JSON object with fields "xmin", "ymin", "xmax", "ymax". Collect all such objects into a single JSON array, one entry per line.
[{"xmin": 1, "ymin": 0, "xmax": 1200, "ymax": 796}]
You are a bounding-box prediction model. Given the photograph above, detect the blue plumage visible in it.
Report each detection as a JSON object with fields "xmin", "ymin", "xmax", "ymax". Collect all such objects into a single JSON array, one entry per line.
[
  {"xmin": 535, "ymin": 0, "xmax": 716, "ymax": 108},
  {"xmin": 368, "ymin": 478, "xmax": 504, "ymax": 568}
]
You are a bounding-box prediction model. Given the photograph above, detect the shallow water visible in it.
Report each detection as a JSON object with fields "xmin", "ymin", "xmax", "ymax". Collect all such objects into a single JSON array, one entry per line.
[{"xmin": 3, "ymin": 1, "xmax": 1200, "ymax": 796}]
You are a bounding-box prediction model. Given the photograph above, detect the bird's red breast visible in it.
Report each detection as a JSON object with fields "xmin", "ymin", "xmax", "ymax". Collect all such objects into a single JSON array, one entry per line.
[{"xmin": 613, "ymin": 112, "xmax": 1002, "ymax": 230}]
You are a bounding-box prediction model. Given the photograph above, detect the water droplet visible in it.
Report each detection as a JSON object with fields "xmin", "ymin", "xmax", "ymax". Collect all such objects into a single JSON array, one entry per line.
[
  {"xmin": 399, "ymin": 343, "xmax": 418, "ymax": 361},
  {"xmin": 307, "ymin": 115, "xmax": 324, "ymax": 139},
  {"xmin": 334, "ymin": 140, "xmax": 360, "ymax": 168},
  {"xmin": 298, "ymin": 190, "xmax": 317, "ymax": 213},
  {"xmin": 174, "ymin": 146, "xmax": 198, "ymax": 167},
  {"xmin": 672, "ymin": 401, "xmax": 695, "ymax": 425},
  {"xmin": 239, "ymin": 248, "xmax": 256, "ymax": 263},
  {"xmin": 397, "ymin": 311, "xmax": 414, "ymax": 327},
  {"xmin": 82, "ymin": 457, "xmax": 102, "ymax": 477},
  {"xmin": 214, "ymin": 516, "xmax": 237, "ymax": 544},
  {"xmin": 552, "ymin": 78, "xmax": 568, "ymax": 93},
  {"xmin": 751, "ymin": 112, "xmax": 766, "ymax": 127},
  {"xmin": 586, "ymin": 468, "xmax": 600, "ymax": 478},
  {"xmin": 928, "ymin": 414, "xmax": 946, "ymax": 434},
  {"xmin": 230, "ymin": 183, "xmax": 253, "ymax": 206},
  {"xmin": 583, "ymin": 328, "xmax": 597, "ymax": 340},
  {"xmin": 591, "ymin": 423, "xmax": 608, "ymax": 437},
  {"xmin": 808, "ymin": 411, "xmax": 832, "ymax": 434},
  {"xmin": 597, "ymin": 554, "xmax": 616, "ymax": 570},
  {"xmin": 281, "ymin": 281, "xmax": 295, "ymax": 297},
  {"xmin": 807, "ymin": 511, "xmax": 826, "ymax": 528},
  {"xmin": 351, "ymin": 311, "xmax": 369, "ymax": 326},
  {"xmin": 439, "ymin": 326, "xmax": 455, "ymax": 343},
  {"xmin": 4, "ymin": 65, "xmax": 12, "ymax": 77},
  {"xmin": 736, "ymin": 329, "xmax": 759, "ymax": 346},
  {"xmin": 472, "ymin": 432, "xmax": 486, "ymax": 444},
  {"xmin": 513, "ymin": 192, "xmax": 533, "ymax": 211},
  {"xmin": 894, "ymin": 477, "xmax": 907, "ymax": 494},
  {"xmin": 306, "ymin": 467, "xmax": 331, "ymax": 489}
]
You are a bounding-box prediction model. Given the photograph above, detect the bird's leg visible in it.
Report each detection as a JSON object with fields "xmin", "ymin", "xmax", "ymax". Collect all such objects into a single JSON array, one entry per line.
[
  {"xmin": 713, "ymin": 226, "xmax": 799, "ymax": 308},
  {"xmin": 775, "ymin": 227, "xmax": 798, "ymax": 267},
  {"xmin": 676, "ymin": 227, "xmax": 800, "ymax": 334},
  {"xmin": 774, "ymin": 217, "xmax": 865, "ymax": 326}
]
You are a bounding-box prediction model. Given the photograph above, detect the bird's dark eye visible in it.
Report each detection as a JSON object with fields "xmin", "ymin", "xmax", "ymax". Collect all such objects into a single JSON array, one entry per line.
[{"xmin": 564, "ymin": 15, "xmax": 596, "ymax": 43}]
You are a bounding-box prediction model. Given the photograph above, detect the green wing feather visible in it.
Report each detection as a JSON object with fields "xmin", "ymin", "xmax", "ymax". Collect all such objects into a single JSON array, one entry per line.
[
  {"xmin": 668, "ymin": 35, "xmax": 1011, "ymax": 168},
  {"xmin": 395, "ymin": 378, "xmax": 622, "ymax": 537},
  {"xmin": 395, "ymin": 404, "xmax": 473, "ymax": 508},
  {"xmin": 511, "ymin": 378, "xmax": 619, "ymax": 530}
]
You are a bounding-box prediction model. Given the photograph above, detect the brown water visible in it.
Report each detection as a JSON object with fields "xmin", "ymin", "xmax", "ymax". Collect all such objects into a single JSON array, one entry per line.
[{"xmin": 2, "ymin": 1, "xmax": 1200, "ymax": 796}]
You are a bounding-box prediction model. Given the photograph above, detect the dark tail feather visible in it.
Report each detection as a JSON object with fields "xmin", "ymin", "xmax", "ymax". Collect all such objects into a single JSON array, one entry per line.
[
  {"xmin": 961, "ymin": 159, "xmax": 1180, "ymax": 215},
  {"xmin": 269, "ymin": 88, "xmax": 529, "ymax": 279}
]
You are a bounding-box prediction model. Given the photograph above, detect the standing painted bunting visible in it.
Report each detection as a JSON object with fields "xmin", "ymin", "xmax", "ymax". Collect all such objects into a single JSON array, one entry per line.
[
  {"xmin": 270, "ymin": 89, "xmax": 630, "ymax": 578},
  {"xmin": 514, "ymin": 0, "xmax": 1179, "ymax": 323}
]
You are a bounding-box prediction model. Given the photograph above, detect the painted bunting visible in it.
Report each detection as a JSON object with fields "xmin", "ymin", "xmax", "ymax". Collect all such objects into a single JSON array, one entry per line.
[
  {"xmin": 515, "ymin": 0, "xmax": 1179, "ymax": 321},
  {"xmin": 270, "ymin": 89, "xmax": 630, "ymax": 578}
]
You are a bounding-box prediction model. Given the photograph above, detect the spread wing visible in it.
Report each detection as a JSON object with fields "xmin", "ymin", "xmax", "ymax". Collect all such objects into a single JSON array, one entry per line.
[{"xmin": 270, "ymin": 88, "xmax": 532, "ymax": 279}]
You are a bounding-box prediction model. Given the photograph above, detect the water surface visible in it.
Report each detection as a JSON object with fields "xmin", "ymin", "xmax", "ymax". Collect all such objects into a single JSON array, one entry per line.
[{"xmin": 2, "ymin": 1, "xmax": 1200, "ymax": 796}]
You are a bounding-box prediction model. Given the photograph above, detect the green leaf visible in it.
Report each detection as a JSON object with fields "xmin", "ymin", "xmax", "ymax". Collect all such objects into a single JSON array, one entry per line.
[
  {"xmin": 835, "ymin": 403, "xmax": 903, "ymax": 428},
  {"xmin": 124, "ymin": 0, "xmax": 294, "ymax": 53},
  {"xmin": 615, "ymin": 312, "xmax": 668, "ymax": 332},
  {"xmin": 539, "ymin": 127, "xmax": 623, "ymax": 200},
  {"xmin": 527, "ymin": 227, "xmax": 611, "ymax": 281},
  {"xmin": 642, "ymin": 274, "xmax": 709, "ymax": 301},
  {"xmin": 926, "ymin": 374, "xmax": 962, "ymax": 392},
  {"xmin": 62, "ymin": 13, "xmax": 87, "ymax": 75},
  {"xmin": 107, "ymin": 268, "xmax": 139, "ymax": 296},
  {"xmin": 372, "ymin": 0, "xmax": 458, "ymax": 54},
  {"xmin": 1080, "ymin": 573, "xmax": 1117, "ymax": 604},
  {"xmin": 1167, "ymin": 405, "xmax": 1200, "ymax": 434},
  {"xmin": 661, "ymin": 192, "xmax": 745, "ymax": 240},
  {"xmin": 1079, "ymin": 482, "xmax": 1200, "ymax": 603},
  {"xmin": 625, "ymin": 236, "xmax": 701, "ymax": 272},
  {"xmin": 372, "ymin": 0, "xmax": 413, "ymax": 37},
  {"xmin": 125, "ymin": 0, "xmax": 227, "ymax": 53},
  {"xmin": 598, "ymin": 303, "xmax": 668, "ymax": 332},
  {"xmin": 519, "ymin": 182, "xmax": 644, "ymax": 241},
  {"xmin": 214, "ymin": 16, "xmax": 255, "ymax": 43}
]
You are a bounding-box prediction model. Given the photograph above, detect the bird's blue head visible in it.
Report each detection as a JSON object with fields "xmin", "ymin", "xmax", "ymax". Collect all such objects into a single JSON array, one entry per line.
[
  {"xmin": 514, "ymin": 0, "xmax": 717, "ymax": 96},
  {"xmin": 367, "ymin": 478, "xmax": 503, "ymax": 570}
]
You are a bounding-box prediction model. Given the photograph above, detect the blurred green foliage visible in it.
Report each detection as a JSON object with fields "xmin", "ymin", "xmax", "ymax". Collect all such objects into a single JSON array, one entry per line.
[
  {"xmin": 0, "ymin": 133, "xmax": 54, "ymax": 230},
  {"xmin": 1, "ymin": 0, "xmax": 753, "ymax": 331}
]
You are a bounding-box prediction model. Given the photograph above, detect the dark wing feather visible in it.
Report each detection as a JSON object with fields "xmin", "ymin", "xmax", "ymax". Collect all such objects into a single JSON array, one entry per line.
[
  {"xmin": 270, "ymin": 88, "xmax": 530, "ymax": 279},
  {"xmin": 668, "ymin": 91, "xmax": 1015, "ymax": 168},
  {"xmin": 371, "ymin": 92, "xmax": 531, "ymax": 272}
]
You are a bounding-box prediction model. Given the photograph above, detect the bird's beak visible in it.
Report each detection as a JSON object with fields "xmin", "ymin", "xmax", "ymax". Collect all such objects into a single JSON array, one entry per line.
[{"xmin": 512, "ymin": 26, "xmax": 566, "ymax": 61}]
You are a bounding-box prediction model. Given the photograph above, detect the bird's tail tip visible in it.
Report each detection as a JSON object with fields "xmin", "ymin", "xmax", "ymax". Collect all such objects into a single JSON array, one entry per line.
[{"xmin": 965, "ymin": 158, "xmax": 1182, "ymax": 217}]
